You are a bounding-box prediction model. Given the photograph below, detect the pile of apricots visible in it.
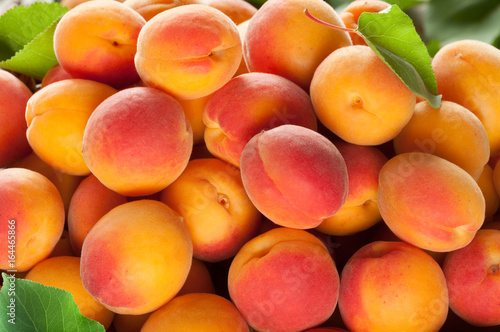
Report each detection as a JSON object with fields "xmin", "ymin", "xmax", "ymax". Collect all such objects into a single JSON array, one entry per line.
[{"xmin": 1, "ymin": 0, "xmax": 499, "ymax": 331}]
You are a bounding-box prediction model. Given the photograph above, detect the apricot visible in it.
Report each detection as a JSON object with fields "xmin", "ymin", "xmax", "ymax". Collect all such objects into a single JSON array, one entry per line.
[
  {"xmin": 339, "ymin": 0, "xmax": 391, "ymax": 46},
  {"xmin": 316, "ymin": 141, "xmax": 387, "ymax": 236},
  {"xmin": 141, "ymin": 293, "xmax": 249, "ymax": 331},
  {"xmin": 205, "ymin": 0, "xmax": 257, "ymax": 25},
  {"xmin": 339, "ymin": 241, "xmax": 449, "ymax": 332},
  {"xmin": 68, "ymin": 174, "xmax": 128, "ymax": 256},
  {"xmin": 240, "ymin": 124, "xmax": 348, "ymax": 229},
  {"xmin": 0, "ymin": 168, "xmax": 65, "ymax": 271},
  {"xmin": 176, "ymin": 258, "xmax": 216, "ymax": 296},
  {"xmin": 0, "ymin": 69, "xmax": 32, "ymax": 167},
  {"xmin": 25, "ymin": 79, "xmax": 118, "ymax": 176},
  {"xmin": 243, "ymin": 0, "xmax": 352, "ymax": 91},
  {"xmin": 82, "ymin": 87, "xmax": 193, "ymax": 196},
  {"xmin": 80, "ymin": 200, "xmax": 193, "ymax": 315},
  {"xmin": 203, "ymin": 72, "xmax": 318, "ymax": 168},
  {"xmin": 233, "ymin": 19, "xmax": 251, "ymax": 77},
  {"xmin": 432, "ymin": 39, "xmax": 500, "ymax": 156},
  {"xmin": 176, "ymin": 94, "xmax": 212, "ymax": 145},
  {"xmin": 393, "ymin": 100, "xmax": 490, "ymax": 180},
  {"xmin": 442, "ymin": 229, "xmax": 500, "ymax": 326},
  {"xmin": 123, "ymin": 0, "xmax": 204, "ymax": 21},
  {"xmin": 54, "ymin": 1, "xmax": 145, "ymax": 89},
  {"xmin": 25, "ymin": 256, "xmax": 115, "ymax": 329},
  {"xmin": 228, "ymin": 227, "xmax": 340, "ymax": 332},
  {"xmin": 161, "ymin": 158, "xmax": 261, "ymax": 261},
  {"xmin": 310, "ymin": 45, "xmax": 416, "ymax": 146},
  {"xmin": 135, "ymin": 4, "xmax": 242, "ymax": 100},
  {"xmin": 41, "ymin": 64, "xmax": 72, "ymax": 87},
  {"xmin": 14, "ymin": 152, "xmax": 84, "ymax": 213},
  {"xmin": 378, "ymin": 152, "xmax": 485, "ymax": 252}
]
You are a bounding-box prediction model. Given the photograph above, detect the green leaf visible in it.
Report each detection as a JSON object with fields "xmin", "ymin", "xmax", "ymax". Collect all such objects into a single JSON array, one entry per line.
[
  {"xmin": 357, "ymin": 5, "xmax": 441, "ymax": 108},
  {"xmin": 0, "ymin": 273, "xmax": 105, "ymax": 332},
  {"xmin": 0, "ymin": 2, "xmax": 68, "ymax": 79},
  {"xmin": 424, "ymin": 0, "xmax": 500, "ymax": 48}
]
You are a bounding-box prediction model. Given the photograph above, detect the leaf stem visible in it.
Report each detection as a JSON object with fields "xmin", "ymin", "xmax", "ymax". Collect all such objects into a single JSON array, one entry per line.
[{"xmin": 304, "ymin": 9, "xmax": 357, "ymax": 33}]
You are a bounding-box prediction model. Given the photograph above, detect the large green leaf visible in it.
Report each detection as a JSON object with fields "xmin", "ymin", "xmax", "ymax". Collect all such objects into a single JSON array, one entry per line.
[
  {"xmin": 0, "ymin": 273, "xmax": 105, "ymax": 332},
  {"xmin": 424, "ymin": 0, "xmax": 500, "ymax": 48},
  {"xmin": 0, "ymin": 2, "xmax": 68, "ymax": 79},
  {"xmin": 357, "ymin": 5, "xmax": 441, "ymax": 108}
]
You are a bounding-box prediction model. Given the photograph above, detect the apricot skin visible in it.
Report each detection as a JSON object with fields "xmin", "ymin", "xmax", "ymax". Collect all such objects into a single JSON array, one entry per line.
[
  {"xmin": 432, "ymin": 39, "xmax": 500, "ymax": 156},
  {"xmin": 54, "ymin": 1, "xmax": 146, "ymax": 89},
  {"xmin": 339, "ymin": 241, "xmax": 449, "ymax": 332},
  {"xmin": 0, "ymin": 168, "xmax": 65, "ymax": 272},
  {"xmin": 0, "ymin": 70, "xmax": 33, "ymax": 167},
  {"xmin": 311, "ymin": 45, "xmax": 416, "ymax": 146},
  {"xmin": 378, "ymin": 152, "xmax": 486, "ymax": 252},
  {"xmin": 135, "ymin": 4, "xmax": 242, "ymax": 100},
  {"xmin": 240, "ymin": 125, "xmax": 348, "ymax": 229},
  {"xmin": 80, "ymin": 200, "xmax": 193, "ymax": 315},
  {"xmin": 243, "ymin": 0, "xmax": 352, "ymax": 91},
  {"xmin": 82, "ymin": 87, "xmax": 193, "ymax": 196}
]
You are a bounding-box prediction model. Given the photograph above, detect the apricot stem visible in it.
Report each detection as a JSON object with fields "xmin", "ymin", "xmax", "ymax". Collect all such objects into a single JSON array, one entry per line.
[{"xmin": 304, "ymin": 9, "xmax": 357, "ymax": 33}]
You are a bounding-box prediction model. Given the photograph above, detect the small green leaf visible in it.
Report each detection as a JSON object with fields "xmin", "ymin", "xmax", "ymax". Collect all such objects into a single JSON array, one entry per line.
[
  {"xmin": 0, "ymin": 273, "xmax": 105, "ymax": 332},
  {"xmin": 357, "ymin": 5, "xmax": 441, "ymax": 108},
  {"xmin": 0, "ymin": 2, "xmax": 68, "ymax": 79}
]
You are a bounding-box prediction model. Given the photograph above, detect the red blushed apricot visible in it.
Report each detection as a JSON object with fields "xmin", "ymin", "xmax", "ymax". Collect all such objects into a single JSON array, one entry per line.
[
  {"xmin": 41, "ymin": 64, "xmax": 72, "ymax": 87},
  {"xmin": 141, "ymin": 293, "xmax": 249, "ymax": 331},
  {"xmin": 228, "ymin": 227, "xmax": 340, "ymax": 332},
  {"xmin": 25, "ymin": 256, "xmax": 115, "ymax": 329},
  {"xmin": 339, "ymin": 0, "xmax": 391, "ymax": 46},
  {"xmin": 135, "ymin": 4, "xmax": 242, "ymax": 100},
  {"xmin": 378, "ymin": 152, "xmax": 486, "ymax": 252},
  {"xmin": 316, "ymin": 141, "xmax": 387, "ymax": 236},
  {"xmin": 432, "ymin": 40, "xmax": 500, "ymax": 156},
  {"xmin": 339, "ymin": 241, "xmax": 449, "ymax": 332},
  {"xmin": 203, "ymin": 72, "xmax": 318, "ymax": 168},
  {"xmin": 0, "ymin": 70, "xmax": 32, "ymax": 167},
  {"xmin": 243, "ymin": 0, "xmax": 352, "ymax": 91},
  {"xmin": 54, "ymin": 1, "xmax": 145, "ymax": 89},
  {"xmin": 82, "ymin": 87, "xmax": 193, "ymax": 197},
  {"xmin": 80, "ymin": 200, "xmax": 193, "ymax": 315},
  {"xmin": 26, "ymin": 79, "xmax": 118, "ymax": 176},
  {"xmin": 205, "ymin": 0, "xmax": 257, "ymax": 25},
  {"xmin": 311, "ymin": 45, "xmax": 416, "ymax": 146},
  {"xmin": 0, "ymin": 168, "xmax": 65, "ymax": 271},
  {"xmin": 161, "ymin": 158, "xmax": 261, "ymax": 262},
  {"xmin": 442, "ymin": 229, "xmax": 500, "ymax": 326},
  {"xmin": 123, "ymin": 0, "xmax": 204, "ymax": 21},
  {"xmin": 240, "ymin": 125, "xmax": 348, "ymax": 229},
  {"xmin": 393, "ymin": 100, "xmax": 490, "ymax": 181},
  {"xmin": 68, "ymin": 174, "xmax": 128, "ymax": 256}
]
